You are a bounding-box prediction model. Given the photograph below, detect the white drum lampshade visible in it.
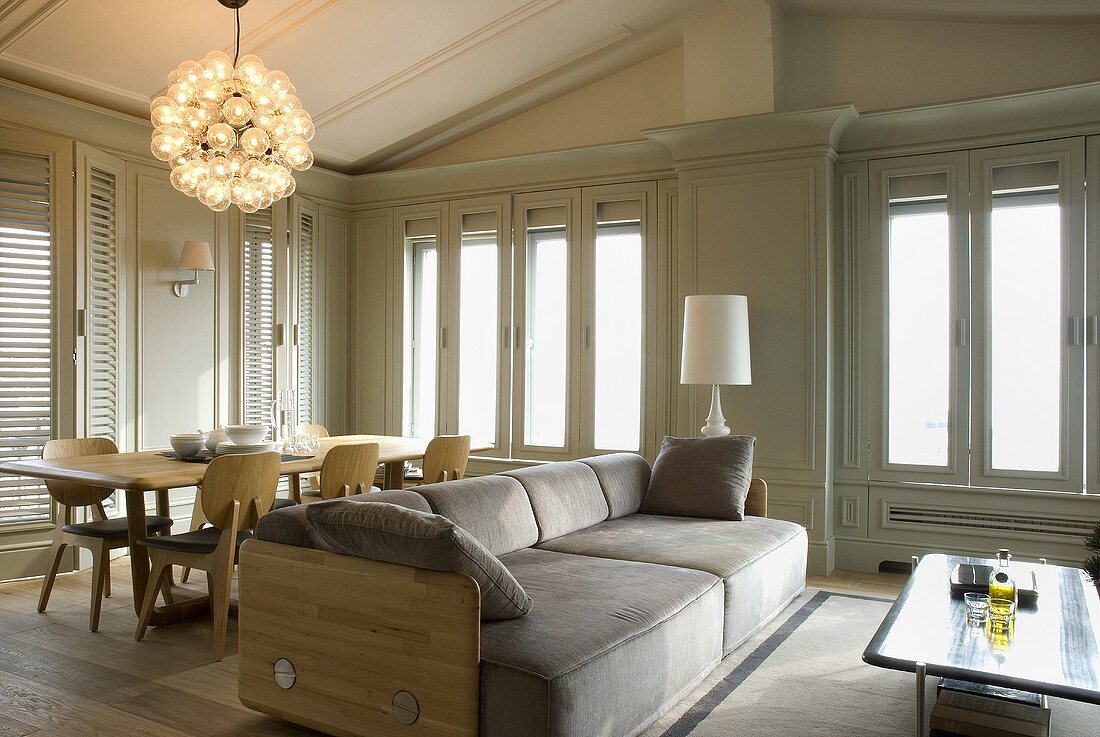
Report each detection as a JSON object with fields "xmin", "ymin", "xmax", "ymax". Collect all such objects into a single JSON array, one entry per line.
[{"xmin": 680, "ymin": 295, "xmax": 751, "ymax": 436}]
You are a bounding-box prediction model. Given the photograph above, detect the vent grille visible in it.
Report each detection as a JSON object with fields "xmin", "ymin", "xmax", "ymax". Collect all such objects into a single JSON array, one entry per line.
[{"xmin": 885, "ymin": 504, "xmax": 1092, "ymax": 540}]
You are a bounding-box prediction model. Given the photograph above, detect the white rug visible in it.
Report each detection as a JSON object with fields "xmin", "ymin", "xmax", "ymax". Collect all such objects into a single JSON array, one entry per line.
[{"xmin": 640, "ymin": 590, "xmax": 1097, "ymax": 737}]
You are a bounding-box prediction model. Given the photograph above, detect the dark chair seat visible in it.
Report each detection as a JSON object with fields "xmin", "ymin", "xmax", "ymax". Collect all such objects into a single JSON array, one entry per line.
[
  {"xmin": 300, "ymin": 488, "xmax": 320, "ymax": 498},
  {"xmin": 138, "ymin": 527, "xmax": 252, "ymax": 555},
  {"xmin": 272, "ymin": 497, "xmax": 298, "ymax": 510},
  {"xmin": 62, "ymin": 515, "xmax": 173, "ymax": 540}
]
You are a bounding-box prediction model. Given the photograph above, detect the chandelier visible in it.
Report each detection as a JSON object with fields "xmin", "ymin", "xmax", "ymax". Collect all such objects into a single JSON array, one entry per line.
[{"xmin": 149, "ymin": 0, "xmax": 314, "ymax": 213}]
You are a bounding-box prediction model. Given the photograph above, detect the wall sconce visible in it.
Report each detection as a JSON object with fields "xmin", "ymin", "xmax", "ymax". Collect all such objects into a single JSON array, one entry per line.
[{"xmin": 173, "ymin": 240, "xmax": 215, "ymax": 298}]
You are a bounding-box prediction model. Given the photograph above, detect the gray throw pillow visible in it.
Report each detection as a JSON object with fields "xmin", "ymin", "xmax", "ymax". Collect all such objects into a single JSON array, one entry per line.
[
  {"xmin": 305, "ymin": 499, "xmax": 532, "ymax": 620},
  {"xmin": 640, "ymin": 435, "xmax": 755, "ymax": 520}
]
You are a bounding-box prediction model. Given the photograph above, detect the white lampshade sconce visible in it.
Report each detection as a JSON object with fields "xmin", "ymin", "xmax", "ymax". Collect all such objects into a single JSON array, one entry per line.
[
  {"xmin": 680, "ymin": 294, "xmax": 752, "ymax": 437},
  {"xmin": 173, "ymin": 240, "xmax": 216, "ymax": 298}
]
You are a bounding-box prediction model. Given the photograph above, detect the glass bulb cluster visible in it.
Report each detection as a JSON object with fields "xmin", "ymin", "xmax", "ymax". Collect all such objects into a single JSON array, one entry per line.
[{"xmin": 150, "ymin": 50, "xmax": 314, "ymax": 213}]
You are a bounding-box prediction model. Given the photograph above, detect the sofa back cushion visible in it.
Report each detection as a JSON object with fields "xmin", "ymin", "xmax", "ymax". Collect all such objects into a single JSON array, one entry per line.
[
  {"xmin": 306, "ymin": 500, "xmax": 532, "ymax": 620},
  {"xmin": 417, "ymin": 475, "xmax": 538, "ymax": 556},
  {"xmin": 641, "ymin": 435, "xmax": 755, "ymax": 520},
  {"xmin": 504, "ymin": 462, "xmax": 609, "ymax": 543},
  {"xmin": 254, "ymin": 488, "xmax": 431, "ymax": 548},
  {"xmin": 579, "ymin": 453, "xmax": 651, "ymax": 519}
]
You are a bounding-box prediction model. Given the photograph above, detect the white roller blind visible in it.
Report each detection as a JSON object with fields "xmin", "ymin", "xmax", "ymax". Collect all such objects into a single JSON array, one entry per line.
[
  {"xmin": 296, "ymin": 210, "xmax": 314, "ymax": 424},
  {"xmin": 0, "ymin": 150, "xmax": 53, "ymax": 524},
  {"xmin": 86, "ymin": 166, "xmax": 118, "ymax": 442},
  {"xmin": 243, "ymin": 208, "xmax": 275, "ymax": 428}
]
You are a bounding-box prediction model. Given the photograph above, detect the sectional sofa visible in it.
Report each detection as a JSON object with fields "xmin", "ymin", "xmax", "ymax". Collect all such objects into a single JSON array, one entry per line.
[{"xmin": 237, "ymin": 452, "xmax": 807, "ymax": 737}]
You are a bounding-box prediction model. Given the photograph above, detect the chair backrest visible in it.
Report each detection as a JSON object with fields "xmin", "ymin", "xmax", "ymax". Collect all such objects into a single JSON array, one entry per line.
[
  {"xmin": 42, "ymin": 438, "xmax": 119, "ymax": 508},
  {"xmin": 320, "ymin": 443, "xmax": 380, "ymax": 500},
  {"xmin": 298, "ymin": 424, "xmax": 329, "ymax": 438},
  {"xmin": 421, "ymin": 435, "xmax": 471, "ymax": 484},
  {"xmin": 200, "ymin": 452, "xmax": 280, "ymax": 531}
]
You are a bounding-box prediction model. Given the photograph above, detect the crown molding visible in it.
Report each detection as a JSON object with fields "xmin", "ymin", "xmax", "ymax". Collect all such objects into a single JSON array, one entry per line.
[
  {"xmin": 838, "ymin": 79, "xmax": 1100, "ymax": 159},
  {"xmin": 643, "ymin": 105, "xmax": 859, "ymax": 166}
]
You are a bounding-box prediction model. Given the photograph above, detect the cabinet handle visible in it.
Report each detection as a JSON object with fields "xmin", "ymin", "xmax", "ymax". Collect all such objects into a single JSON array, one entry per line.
[
  {"xmin": 1088, "ymin": 315, "xmax": 1099, "ymax": 346},
  {"xmin": 583, "ymin": 325, "xmax": 590, "ymax": 349},
  {"xmin": 502, "ymin": 325, "xmax": 510, "ymax": 349}
]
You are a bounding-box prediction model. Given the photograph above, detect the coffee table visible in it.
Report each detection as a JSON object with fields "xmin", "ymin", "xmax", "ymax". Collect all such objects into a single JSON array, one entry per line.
[{"xmin": 863, "ymin": 553, "xmax": 1100, "ymax": 736}]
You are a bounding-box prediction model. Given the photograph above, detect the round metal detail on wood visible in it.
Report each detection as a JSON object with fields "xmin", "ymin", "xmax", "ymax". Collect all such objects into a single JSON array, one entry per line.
[
  {"xmin": 392, "ymin": 691, "xmax": 420, "ymax": 725},
  {"xmin": 274, "ymin": 658, "xmax": 297, "ymax": 689}
]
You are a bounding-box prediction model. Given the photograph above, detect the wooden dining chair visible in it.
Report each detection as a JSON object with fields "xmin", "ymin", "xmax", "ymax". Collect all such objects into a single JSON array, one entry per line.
[
  {"xmin": 135, "ymin": 452, "xmax": 279, "ymax": 661},
  {"xmin": 37, "ymin": 438, "xmax": 174, "ymax": 632},
  {"xmin": 300, "ymin": 443, "xmax": 380, "ymax": 502},
  {"xmin": 419, "ymin": 435, "xmax": 471, "ymax": 484}
]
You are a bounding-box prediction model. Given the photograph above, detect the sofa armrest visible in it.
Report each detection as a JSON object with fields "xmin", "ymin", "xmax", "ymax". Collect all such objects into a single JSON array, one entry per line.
[
  {"xmin": 745, "ymin": 477, "xmax": 767, "ymax": 517},
  {"xmin": 238, "ymin": 539, "xmax": 481, "ymax": 737}
]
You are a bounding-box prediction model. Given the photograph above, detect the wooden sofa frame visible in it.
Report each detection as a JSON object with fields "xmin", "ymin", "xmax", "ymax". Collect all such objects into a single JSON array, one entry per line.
[{"xmin": 237, "ymin": 479, "xmax": 767, "ymax": 737}]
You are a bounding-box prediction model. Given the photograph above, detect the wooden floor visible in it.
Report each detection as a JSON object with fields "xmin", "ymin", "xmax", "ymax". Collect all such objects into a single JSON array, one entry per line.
[{"xmin": 0, "ymin": 557, "xmax": 908, "ymax": 736}]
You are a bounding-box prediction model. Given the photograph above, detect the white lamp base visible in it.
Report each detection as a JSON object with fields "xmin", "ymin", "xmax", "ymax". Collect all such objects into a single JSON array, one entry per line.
[{"xmin": 700, "ymin": 384, "xmax": 731, "ymax": 437}]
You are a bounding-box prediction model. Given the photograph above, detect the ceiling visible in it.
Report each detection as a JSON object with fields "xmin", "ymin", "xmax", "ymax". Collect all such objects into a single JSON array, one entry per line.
[
  {"xmin": 0, "ymin": 0, "xmax": 716, "ymax": 172},
  {"xmin": 2, "ymin": 1, "xmax": 1098, "ymax": 174}
]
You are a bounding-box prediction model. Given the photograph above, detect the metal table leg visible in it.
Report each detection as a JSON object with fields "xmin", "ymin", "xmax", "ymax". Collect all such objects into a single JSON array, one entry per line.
[{"xmin": 916, "ymin": 662, "xmax": 927, "ymax": 737}]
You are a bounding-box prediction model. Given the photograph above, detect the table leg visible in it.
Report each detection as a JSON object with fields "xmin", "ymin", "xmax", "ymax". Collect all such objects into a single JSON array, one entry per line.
[
  {"xmin": 125, "ymin": 487, "xmax": 212, "ymax": 626},
  {"xmin": 289, "ymin": 473, "xmax": 302, "ymax": 503},
  {"xmin": 915, "ymin": 662, "xmax": 927, "ymax": 737},
  {"xmin": 383, "ymin": 461, "xmax": 404, "ymax": 490}
]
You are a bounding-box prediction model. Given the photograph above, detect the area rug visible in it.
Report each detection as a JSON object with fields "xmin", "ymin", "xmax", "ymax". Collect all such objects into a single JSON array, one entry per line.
[{"xmin": 639, "ymin": 590, "xmax": 1097, "ymax": 737}]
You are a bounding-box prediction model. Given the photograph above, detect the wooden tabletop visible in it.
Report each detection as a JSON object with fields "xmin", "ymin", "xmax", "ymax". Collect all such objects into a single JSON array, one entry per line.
[
  {"xmin": 863, "ymin": 553, "xmax": 1100, "ymax": 704},
  {"xmin": 0, "ymin": 434, "xmax": 481, "ymax": 491}
]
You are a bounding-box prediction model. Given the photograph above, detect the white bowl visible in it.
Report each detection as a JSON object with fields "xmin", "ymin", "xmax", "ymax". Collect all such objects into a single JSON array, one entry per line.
[
  {"xmin": 226, "ymin": 424, "xmax": 269, "ymax": 445},
  {"xmin": 170, "ymin": 434, "xmax": 206, "ymax": 457}
]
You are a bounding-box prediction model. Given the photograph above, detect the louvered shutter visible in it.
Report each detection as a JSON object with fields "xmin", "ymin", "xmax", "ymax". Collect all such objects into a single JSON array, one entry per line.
[
  {"xmin": 296, "ymin": 210, "xmax": 314, "ymax": 424},
  {"xmin": 0, "ymin": 150, "xmax": 53, "ymax": 524},
  {"xmin": 243, "ymin": 208, "xmax": 275, "ymax": 427},
  {"xmin": 86, "ymin": 166, "xmax": 119, "ymax": 442}
]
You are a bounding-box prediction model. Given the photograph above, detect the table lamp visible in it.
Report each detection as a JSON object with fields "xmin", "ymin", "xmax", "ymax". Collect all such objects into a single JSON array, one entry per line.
[{"xmin": 680, "ymin": 294, "xmax": 751, "ymax": 437}]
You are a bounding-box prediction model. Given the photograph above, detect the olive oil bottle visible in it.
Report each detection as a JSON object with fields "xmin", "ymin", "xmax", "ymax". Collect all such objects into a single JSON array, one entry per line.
[{"xmin": 988, "ymin": 548, "xmax": 1017, "ymax": 604}]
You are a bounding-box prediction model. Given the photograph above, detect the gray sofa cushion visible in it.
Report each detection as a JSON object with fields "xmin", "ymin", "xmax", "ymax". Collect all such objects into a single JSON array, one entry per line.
[
  {"xmin": 504, "ymin": 462, "xmax": 608, "ymax": 543},
  {"xmin": 537, "ymin": 513, "xmax": 807, "ymax": 651},
  {"xmin": 578, "ymin": 453, "xmax": 650, "ymax": 519},
  {"xmin": 306, "ymin": 500, "xmax": 532, "ymax": 620},
  {"xmin": 417, "ymin": 475, "xmax": 539, "ymax": 556},
  {"xmin": 254, "ymin": 488, "xmax": 431, "ymax": 548},
  {"xmin": 641, "ymin": 435, "xmax": 755, "ymax": 520},
  {"xmin": 480, "ymin": 548, "xmax": 723, "ymax": 737}
]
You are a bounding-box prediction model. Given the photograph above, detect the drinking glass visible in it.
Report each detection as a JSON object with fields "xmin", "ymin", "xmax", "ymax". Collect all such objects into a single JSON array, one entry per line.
[
  {"xmin": 987, "ymin": 597, "xmax": 1016, "ymax": 636},
  {"xmin": 964, "ymin": 592, "xmax": 990, "ymax": 625}
]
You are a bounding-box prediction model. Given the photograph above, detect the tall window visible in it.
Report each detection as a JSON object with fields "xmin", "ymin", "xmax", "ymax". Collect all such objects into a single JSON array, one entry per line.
[
  {"xmin": 242, "ymin": 208, "xmax": 276, "ymax": 428},
  {"xmin": 524, "ymin": 219, "xmax": 569, "ymax": 448},
  {"xmin": 0, "ymin": 150, "xmax": 53, "ymax": 523},
  {"xmin": 405, "ymin": 236, "xmax": 438, "ymax": 438},
  {"xmin": 885, "ymin": 178, "xmax": 952, "ymax": 467},
  {"xmin": 591, "ymin": 209, "xmax": 643, "ymax": 452},
  {"xmin": 457, "ymin": 213, "xmax": 500, "ymax": 447}
]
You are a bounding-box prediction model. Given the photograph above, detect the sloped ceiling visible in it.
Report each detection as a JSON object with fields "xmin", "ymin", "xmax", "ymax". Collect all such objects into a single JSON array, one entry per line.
[
  {"xmin": 0, "ymin": 0, "xmax": 717, "ymax": 172},
  {"xmin": 2, "ymin": 1, "xmax": 1098, "ymax": 174}
]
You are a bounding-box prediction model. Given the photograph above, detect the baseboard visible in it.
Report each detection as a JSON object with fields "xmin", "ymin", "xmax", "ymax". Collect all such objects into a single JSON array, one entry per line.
[{"xmin": 807, "ymin": 538, "xmax": 834, "ymax": 576}]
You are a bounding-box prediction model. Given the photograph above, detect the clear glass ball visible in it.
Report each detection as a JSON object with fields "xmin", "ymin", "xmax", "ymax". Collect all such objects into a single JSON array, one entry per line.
[
  {"xmin": 234, "ymin": 54, "xmax": 269, "ymax": 92},
  {"xmin": 264, "ymin": 70, "xmax": 296, "ymax": 98},
  {"xmin": 202, "ymin": 51, "xmax": 234, "ymax": 82},
  {"xmin": 150, "ymin": 126, "xmax": 190, "ymax": 162},
  {"xmin": 280, "ymin": 136, "xmax": 313, "ymax": 171},
  {"xmin": 288, "ymin": 109, "xmax": 315, "ymax": 142},
  {"xmin": 150, "ymin": 96, "xmax": 182, "ymax": 127},
  {"xmin": 209, "ymin": 154, "xmax": 232, "ymax": 180},
  {"xmin": 206, "ymin": 123, "xmax": 236, "ymax": 152},
  {"xmin": 166, "ymin": 82, "xmax": 197, "ymax": 107},
  {"xmin": 196, "ymin": 79, "xmax": 226, "ymax": 105},
  {"xmin": 181, "ymin": 107, "xmax": 207, "ymax": 135},
  {"xmin": 279, "ymin": 95, "xmax": 301, "ymax": 115},
  {"xmin": 222, "ymin": 96, "xmax": 253, "ymax": 127},
  {"xmin": 239, "ymin": 127, "xmax": 271, "ymax": 156},
  {"xmin": 251, "ymin": 86, "xmax": 277, "ymax": 111}
]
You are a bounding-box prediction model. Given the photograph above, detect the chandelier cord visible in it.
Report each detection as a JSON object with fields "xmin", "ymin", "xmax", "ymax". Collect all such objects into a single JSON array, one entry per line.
[{"xmin": 233, "ymin": 5, "xmax": 241, "ymax": 67}]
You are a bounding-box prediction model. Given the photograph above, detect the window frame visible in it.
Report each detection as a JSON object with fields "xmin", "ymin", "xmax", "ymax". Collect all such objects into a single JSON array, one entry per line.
[
  {"xmin": 512, "ymin": 189, "xmax": 581, "ymax": 460},
  {"xmin": 866, "ymin": 153, "xmax": 971, "ymax": 486},
  {"xmin": 291, "ymin": 196, "xmax": 319, "ymax": 426},
  {"xmin": 968, "ymin": 138, "xmax": 1086, "ymax": 492},
  {"xmin": 443, "ymin": 196, "xmax": 512, "ymax": 457}
]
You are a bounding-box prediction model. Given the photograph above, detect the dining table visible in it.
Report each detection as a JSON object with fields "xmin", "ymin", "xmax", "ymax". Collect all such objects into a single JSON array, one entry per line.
[{"xmin": 0, "ymin": 434, "xmax": 487, "ymax": 627}]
